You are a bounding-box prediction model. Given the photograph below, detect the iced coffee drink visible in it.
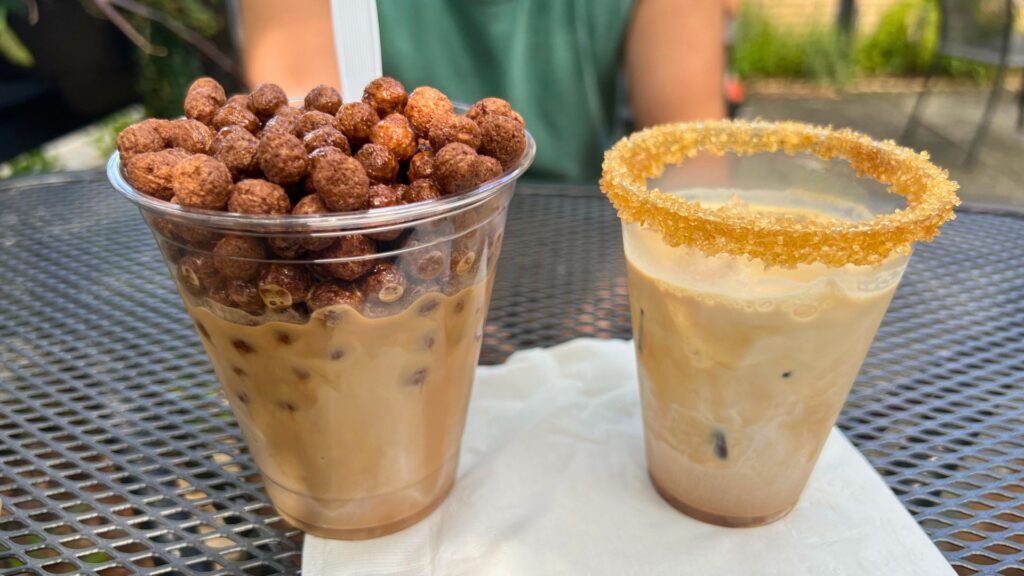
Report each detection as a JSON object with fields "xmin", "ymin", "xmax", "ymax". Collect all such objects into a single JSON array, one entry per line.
[
  {"xmin": 187, "ymin": 278, "xmax": 493, "ymax": 537},
  {"xmin": 626, "ymin": 218, "xmax": 905, "ymax": 525},
  {"xmin": 602, "ymin": 121, "xmax": 959, "ymax": 527},
  {"xmin": 109, "ymin": 76, "xmax": 534, "ymax": 538}
]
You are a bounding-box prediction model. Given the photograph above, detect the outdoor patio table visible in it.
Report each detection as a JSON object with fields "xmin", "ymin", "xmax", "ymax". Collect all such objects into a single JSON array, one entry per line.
[{"xmin": 1, "ymin": 173, "xmax": 1022, "ymax": 575}]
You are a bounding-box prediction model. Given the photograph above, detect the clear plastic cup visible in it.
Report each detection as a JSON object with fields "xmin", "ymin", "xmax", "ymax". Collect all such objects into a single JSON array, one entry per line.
[
  {"xmin": 625, "ymin": 223, "xmax": 909, "ymax": 526},
  {"xmin": 602, "ymin": 121, "xmax": 958, "ymax": 527},
  {"xmin": 107, "ymin": 128, "xmax": 535, "ymax": 539}
]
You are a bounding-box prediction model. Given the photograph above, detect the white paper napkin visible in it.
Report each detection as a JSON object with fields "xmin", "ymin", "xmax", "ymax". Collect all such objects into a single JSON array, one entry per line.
[{"xmin": 304, "ymin": 339, "xmax": 954, "ymax": 576}]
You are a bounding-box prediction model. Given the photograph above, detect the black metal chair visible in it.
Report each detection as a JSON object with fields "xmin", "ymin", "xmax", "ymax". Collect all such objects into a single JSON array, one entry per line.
[{"xmin": 901, "ymin": 0, "xmax": 1024, "ymax": 165}]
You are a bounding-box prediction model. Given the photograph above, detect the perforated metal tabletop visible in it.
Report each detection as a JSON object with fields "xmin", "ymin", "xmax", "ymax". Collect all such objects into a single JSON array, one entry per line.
[{"xmin": 1, "ymin": 173, "xmax": 1022, "ymax": 575}]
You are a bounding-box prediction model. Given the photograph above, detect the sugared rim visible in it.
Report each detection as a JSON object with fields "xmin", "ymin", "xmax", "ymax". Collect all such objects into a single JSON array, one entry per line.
[
  {"xmin": 106, "ymin": 118, "xmax": 536, "ymax": 232},
  {"xmin": 600, "ymin": 120, "xmax": 960, "ymax": 267}
]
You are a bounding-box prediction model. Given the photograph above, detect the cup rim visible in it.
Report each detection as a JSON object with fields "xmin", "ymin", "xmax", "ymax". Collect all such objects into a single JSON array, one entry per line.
[
  {"xmin": 600, "ymin": 120, "xmax": 960, "ymax": 268},
  {"xmin": 107, "ymin": 110, "xmax": 536, "ymax": 232}
]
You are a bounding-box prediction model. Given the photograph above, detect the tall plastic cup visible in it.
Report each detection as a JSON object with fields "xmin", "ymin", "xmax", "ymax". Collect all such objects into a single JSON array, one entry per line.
[
  {"xmin": 108, "ymin": 128, "xmax": 535, "ymax": 539},
  {"xmin": 601, "ymin": 121, "xmax": 958, "ymax": 527}
]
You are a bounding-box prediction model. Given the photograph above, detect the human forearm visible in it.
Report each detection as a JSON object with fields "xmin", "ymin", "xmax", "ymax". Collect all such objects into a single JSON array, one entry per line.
[
  {"xmin": 626, "ymin": 0, "xmax": 725, "ymax": 127},
  {"xmin": 236, "ymin": 0, "xmax": 340, "ymax": 96}
]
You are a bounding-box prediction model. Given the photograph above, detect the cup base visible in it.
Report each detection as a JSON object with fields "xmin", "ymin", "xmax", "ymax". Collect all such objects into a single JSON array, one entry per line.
[
  {"xmin": 277, "ymin": 477, "xmax": 454, "ymax": 540},
  {"xmin": 267, "ymin": 455, "xmax": 459, "ymax": 540},
  {"xmin": 649, "ymin": 472, "xmax": 795, "ymax": 528}
]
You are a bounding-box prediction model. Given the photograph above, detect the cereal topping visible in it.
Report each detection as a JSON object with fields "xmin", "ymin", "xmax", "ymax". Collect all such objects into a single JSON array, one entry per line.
[{"xmin": 115, "ymin": 76, "xmax": 532, "ymax": 320}]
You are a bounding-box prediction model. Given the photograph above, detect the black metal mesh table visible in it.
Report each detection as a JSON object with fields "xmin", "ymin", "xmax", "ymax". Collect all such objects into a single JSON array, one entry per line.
[{"xmin": 1, "ymin": 173, "xmax": 1022, "ymax": 576}]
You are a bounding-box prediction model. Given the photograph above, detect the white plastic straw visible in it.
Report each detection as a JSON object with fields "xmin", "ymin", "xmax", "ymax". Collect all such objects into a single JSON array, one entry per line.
[{"xmin": 330, "ymin": 0, "xmax": 382, "ymax": 103}]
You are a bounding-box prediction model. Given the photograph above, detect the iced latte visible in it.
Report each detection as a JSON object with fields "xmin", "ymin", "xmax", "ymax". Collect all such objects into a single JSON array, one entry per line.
[
  {"xmin": 187, "ymin": 279, "xmax": 492, "ymax": 537},
  {"xmin": 601, "ymin": 121, "xmax": 959, "ymax": 526},
  {"xmin": 109, "ymin": 76, "xmax": 535, "ymax": 538}
]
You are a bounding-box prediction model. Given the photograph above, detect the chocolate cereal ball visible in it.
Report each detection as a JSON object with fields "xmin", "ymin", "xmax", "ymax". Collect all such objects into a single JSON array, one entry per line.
[
  {"xmin": 177, "ymin": 252, "xmax": 220, "ymax": 294},
  {"xmin": 206, "ymin": 283, "xmax": 235, "ymax": 307},
  {"xmin": 407, "ymin": 150, "xmax": 434, "ymax": 181},
  {"xmin": 258, "ymin": 263, "xmax": 313, "ymax": 309},
  {"xmin": 428, "ymin": 114, "xmax": 481, "ymax": 151},
  {"xmin": 478, "ymin": 113, "xmax": 527, "ymax": 168},
  {"xmin": 450, "ymin": 242, "xmax": 480, "ymax": 278},
  {"xmin": 367, "ymin": 184, "xmax": 406, "ymax": 241},
  {"xmin": 225, "ymin": 94, "xmax": 254, "ymax": 111},
  {"xmin": 321, "ymin": 235, "xmax": 377, "ymax": 281},
  {"xmin": 267, "ymin": 236, "xmax": 304, "ymax": 259},
  {"xmin": 212, "ymin": 105, "xmax": 261, "ymax": 134},
  {"xmin": 304, "ymin": 84, "xmax": 342, "ymax": 115},
  {"xmin": 403, "ymin": 179, "xmax": 441, "ymax": 204},
  {"xmin": 169, "ymin": 222, "xmax": 222, "ymax": 248},
  {"xmin": 354, "ymin": 143, "xmax": 398, "ymax": 184},
  {"xmin": 309, "ymin": 147, "xmax": 370, "ymax": 212},
  {"xmin": 297, "ymin": 110, "xmax": 340, "ymax": 136},
  {"xmin": 228, "ymin": 179, "xmax": 291, "ymax": 215},
  {"xmin": 164, "ymin": 119, "xmax": 215, "ymax": 154},
  {"xmin": 467, "ymin": 97, "xmax": 525, "ymax": 127},
  {"xmin": 228, "ymin": 279, "xmax": 266, "ymax": 314},
  {"xmin": 402, "ymin": 239, "xmax": 449, "ymax": 281},
  {"xmin": 171, "ymin": 154, "xmax": 233, "ymax": 209},
  {"xmin": 249, "ymin": 83, "xmax": 288, "ymax": 119},
  {"xmin": 360, "ymin": 262, "xmax": 407, "ymax": 305},
  {"xmin": 303, "ymin": 126, "xmax": 350, "ymax": 155},
  {"xmin": 476, "ymin": 155, "xmax": 504, "ymax": 182},
  {"xmin": 292, "ymin": 193, "xmax": 335, "ymax": 251},
  {"xmin": 293, "ymin": 191, "xmax": 328, "ymax": 215},
  {"xmin": 150, "ymin": 118, "xmax": 177, "ymax": 143},
  {"xmin": 213, "ymin": 235, "xmax": 268, "ymax": 281},
  {"xmin": 370, "ymin": 113, "xmax": 417, "ymax": 161},
  {"xmin": 307, "ymin": 280, "xmax": 364, "ymax": 311},
  {"xmin": 125, "ymin": 148, "xmax": 190, "ymax": 201},
  {"xmin": 433, "ymin": 142, "xmax": 481, "ymax": 195},
  {"xmin": 368, "ymin": 183, "xmax": 402, "ymax": 209},
  {"xmin": 392, "ymin": 183, "xmax": 409, "ymax": 201},
  {"xmin": 211, "ymin": 126, "xmax": 259, "ymax": 179},
  {"xmin": 188, "ymin": 77, "xmax": 226, "ymax": 97},
  {"xmin": 258, "ymin": 131, "xmax": 309, "ymax": 185},
  {"xmin": 184, "ymin": 77, "xmax": 227, "ymax": 125},
  {"xmin": 362, "ymin": 76, "xmax": 407, "ymax": 117},
  {"xmin": 117, "ymin": 119, "xmax": 166, "ymax": 162},
  {"xmin": 262, "ymin": 106, "xmax": 302, "ymax": 137},
  {"xmin": 336, "ymin": 102, "xmax": 379, "ymax": 147},
  {"xmin": 405, "ymin": 86, "xmax": 453, "ymax": 137}
]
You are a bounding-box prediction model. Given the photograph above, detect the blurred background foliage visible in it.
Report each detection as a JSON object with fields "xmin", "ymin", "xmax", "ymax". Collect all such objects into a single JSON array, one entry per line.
[
  {"xmin": 118, "ymin": 0, "xmax": 231, "ymax": 117},
  {"xmin": 1, "ymin": 0, "xmax": 232, "ymax": 118},
  {"xmin": 731, "ymin": 6, "xmax": 856, "ymax": 86},
  {"xmin": 856, "ymin": 0, "xmax": 940, "ymax": 75},
  {"xmin": 0, "ymin": 0, "xmax": 36, "ymax": 67},
  {"xmin": 0, "ymin": 0, "xmax": 235, "ymax": 176},
  {"xmin": 733, "ymin": 0, "xmax": 996, "ymax": 85}
]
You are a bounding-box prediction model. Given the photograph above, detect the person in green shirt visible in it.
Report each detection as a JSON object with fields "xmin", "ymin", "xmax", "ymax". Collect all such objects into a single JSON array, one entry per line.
[{"xmin": 238, "ymin": 0, "xmax": 725, "ymax": 183}]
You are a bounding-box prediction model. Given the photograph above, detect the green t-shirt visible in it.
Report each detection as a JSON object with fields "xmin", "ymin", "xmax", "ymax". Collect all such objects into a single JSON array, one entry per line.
[{"xmin": 378, "ymin": 0, "xmax": 634, "ymax": 183}]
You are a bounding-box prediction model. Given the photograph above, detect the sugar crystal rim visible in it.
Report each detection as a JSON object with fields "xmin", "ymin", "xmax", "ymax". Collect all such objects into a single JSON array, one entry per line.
[{"xmin": 599, "ymin": 120, "xmax": 960, "ymax": 267}]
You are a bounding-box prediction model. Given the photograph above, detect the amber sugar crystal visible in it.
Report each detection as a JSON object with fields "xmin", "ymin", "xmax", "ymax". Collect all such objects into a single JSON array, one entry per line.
[{"xmin": 600, "ymin": 120, "xmax": 960, "ymax": 268}]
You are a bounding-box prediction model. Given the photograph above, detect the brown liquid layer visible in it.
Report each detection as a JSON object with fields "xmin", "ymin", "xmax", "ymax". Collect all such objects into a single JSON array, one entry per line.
[
  {"xmin": 627, "ymin": 256, "xmax": 897, "ymax": 526},
  {"xmin": 186, "ymin": 281, "xmax": 491, "ymax": 538}
]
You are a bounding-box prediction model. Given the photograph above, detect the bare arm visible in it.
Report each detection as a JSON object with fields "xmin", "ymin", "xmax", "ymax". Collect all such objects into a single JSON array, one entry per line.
[
  {"xmin": 625, "ymin": 0, "xmax": 725, "ymax": 127},
  {"xmin": 237, "ymin": 0, "xmax": 340, "ymax": 95}
]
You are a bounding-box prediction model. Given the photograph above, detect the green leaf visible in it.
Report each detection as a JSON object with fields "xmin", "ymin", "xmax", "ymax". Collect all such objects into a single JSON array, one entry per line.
[
  {"xmin": 731, "ymin": 4, "xmax": 853, "ymax": 86},
  {"xmin": 0, "ymin": 6, "xmax": 34, "ymax": 67},
  {"xmin": 1, "ymin": 148, "xmax": 61, "ymax": 178}
]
